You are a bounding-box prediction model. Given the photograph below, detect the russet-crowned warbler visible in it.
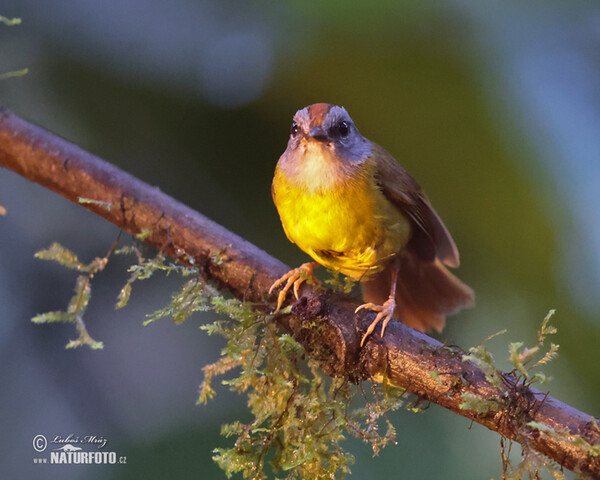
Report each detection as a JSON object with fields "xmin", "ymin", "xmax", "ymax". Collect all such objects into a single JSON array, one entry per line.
[{"xmin": 270, "ymin": 103, "xmax": 474, "ymax": 345}]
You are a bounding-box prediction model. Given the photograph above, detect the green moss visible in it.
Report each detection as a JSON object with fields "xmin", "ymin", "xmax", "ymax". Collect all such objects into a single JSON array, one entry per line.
[
  {"xmin": 324, "ymin": 271, "xmax": 357, "ymax": 295},
  {"xmin": 0, "ymin": 15, "xmax": 28, "ymax": 81},
  {"xmin": 32, "ymin": 243, "xmax": 113, "ymax": 349},
  {"xmin": 429, "ymin": 370, "xmax": 442, "ymax": 384},
  {"xmin": 0, "ymin": 68, "xmax": 28, "ymax": 80},
  {"xmin": 78, "ymin": 197, "xmax": 114, "ymax": 211},
  {"xmin": 134, "ymin": 228, "xmax": 153, "ymax": 241},
  {"xmin": 200, "ymin": 305, "xmax": 356, "ymax": 479},
  {"xmin": 211, "ymin": 248, "xmax": 227, "ymax": 266},
  {"xmin": 459, "ymin": 393, "xmax": 499, "ymax": 415},
  {"xmin": 0, "ymin": 15, "xmax": 21, "ymax": 26},
  {"xmin": 191, "ymin": 288, "xmax": 406, "ymax": 478},
  {"xmin": 35, "ymin": 240, "xmax": 593, "ymax": 478},
  {"xmin": 507, "ymin": 310, "xmax": 559, "ymax": 385},
  {"xmin": 35, "ymin": 242, "xmax": 88, "ymax": 271},
  {"xmin": 460, "ymin": 311, "xmax": 577, "ymax": 479},
  {"xmin": 145, "ymin": 278, "xmax": 208, "ymax": 325}
]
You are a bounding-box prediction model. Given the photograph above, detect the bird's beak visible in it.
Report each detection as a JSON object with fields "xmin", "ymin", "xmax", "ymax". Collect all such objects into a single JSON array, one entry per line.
[{"xmin": 308, "ymin": 126, "xmax": 328, "ymax": 142}]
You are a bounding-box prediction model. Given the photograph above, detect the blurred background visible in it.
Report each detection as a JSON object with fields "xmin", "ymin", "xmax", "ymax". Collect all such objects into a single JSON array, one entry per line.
[{"xmin": 1, "ymin": 0, "xmax": 599, "ymax": 478}]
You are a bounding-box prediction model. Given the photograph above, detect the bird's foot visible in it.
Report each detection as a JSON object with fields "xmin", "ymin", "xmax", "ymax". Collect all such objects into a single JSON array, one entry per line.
[
  {"xmin": 269, "ymin": 262, "xmax": 321, "ymax": 313},
  {"xmin": 355, "ymin": 297, "xmax": 396, "ymax": 346}
]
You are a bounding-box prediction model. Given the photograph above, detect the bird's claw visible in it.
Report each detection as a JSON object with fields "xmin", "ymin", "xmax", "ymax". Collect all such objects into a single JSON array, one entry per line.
[
  {"xmin": 356, "ymin": 297, "xmax": 396, "ymax": 346},
  {"xmin": 269, "ymin": 262, "xmax": 320, "ymax": 313}
]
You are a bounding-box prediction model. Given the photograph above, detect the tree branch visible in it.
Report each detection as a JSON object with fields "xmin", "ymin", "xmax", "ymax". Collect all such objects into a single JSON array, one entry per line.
[{"xmin": 0, "ymin": 108, "xmax": 598, "ymax": 477}]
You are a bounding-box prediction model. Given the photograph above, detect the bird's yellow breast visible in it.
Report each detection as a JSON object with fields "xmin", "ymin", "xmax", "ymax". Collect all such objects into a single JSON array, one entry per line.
[{"xmin": 272, "ymin": 155, "xmax": 411, "ymax": 279}]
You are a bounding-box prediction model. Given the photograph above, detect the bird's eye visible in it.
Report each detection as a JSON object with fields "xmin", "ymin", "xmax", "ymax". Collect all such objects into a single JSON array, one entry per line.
[
  {"xmin": 336, "ymin": 120, "xmax": 350, "ymax": 138},
  {"xmin": 290, "ymin": 122, "xmax": 299, "ymax": 137}
]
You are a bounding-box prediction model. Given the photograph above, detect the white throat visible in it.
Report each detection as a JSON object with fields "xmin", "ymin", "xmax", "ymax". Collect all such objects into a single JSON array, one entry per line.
[{"xmin": 280, "ymin": 142, "xmax": 355, "ymax": 192}]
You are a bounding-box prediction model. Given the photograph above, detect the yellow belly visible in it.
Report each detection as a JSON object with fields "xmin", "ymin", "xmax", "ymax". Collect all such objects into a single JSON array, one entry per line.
[{"xmin": 272, "ymin": 159, "xmax": 411, "ymax": 279}]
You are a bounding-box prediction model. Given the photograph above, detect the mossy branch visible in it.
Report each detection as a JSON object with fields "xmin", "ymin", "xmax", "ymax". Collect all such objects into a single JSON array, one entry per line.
[{"xmin": 0, "ymin": 109, "xmax": 598, "ymax": 477}]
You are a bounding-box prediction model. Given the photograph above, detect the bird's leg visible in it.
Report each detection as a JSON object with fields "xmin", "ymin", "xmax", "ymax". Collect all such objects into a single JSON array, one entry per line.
[
  {"xmin": 356, "ymin": 267, "xmax": 399, "ymax": 346},
  {"xmin": 268, "ymin": 262, "xmax": 321, "ymax": 313}
]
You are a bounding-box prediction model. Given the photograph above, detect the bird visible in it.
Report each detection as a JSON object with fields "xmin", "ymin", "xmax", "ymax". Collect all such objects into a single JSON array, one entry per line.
[{"xmin": 269, "ymin": 103, "xmax": 474, "ymax": 345}]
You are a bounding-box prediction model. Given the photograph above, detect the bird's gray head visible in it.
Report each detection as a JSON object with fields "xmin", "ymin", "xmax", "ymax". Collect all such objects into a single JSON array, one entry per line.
[{"xmin": 285, "ymin": 103, "xmax": 372, "ymax": 163}]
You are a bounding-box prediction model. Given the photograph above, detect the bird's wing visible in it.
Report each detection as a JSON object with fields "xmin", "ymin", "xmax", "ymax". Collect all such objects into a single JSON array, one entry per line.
[{"xmin": 372, "ymin": 143, "xmax": 460, "ymax": 268}]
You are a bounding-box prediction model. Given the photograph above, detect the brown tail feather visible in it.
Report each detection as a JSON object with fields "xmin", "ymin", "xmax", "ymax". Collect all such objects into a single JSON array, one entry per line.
[{"xmin": 361, "ymin": 250, "xmax": 474, "ymax": 333}]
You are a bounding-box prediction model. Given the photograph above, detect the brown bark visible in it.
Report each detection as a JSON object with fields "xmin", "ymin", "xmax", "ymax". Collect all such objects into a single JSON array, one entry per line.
[{"xmin": 1, "ymin": 108, "xmax": 598, "ymax": 477}]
